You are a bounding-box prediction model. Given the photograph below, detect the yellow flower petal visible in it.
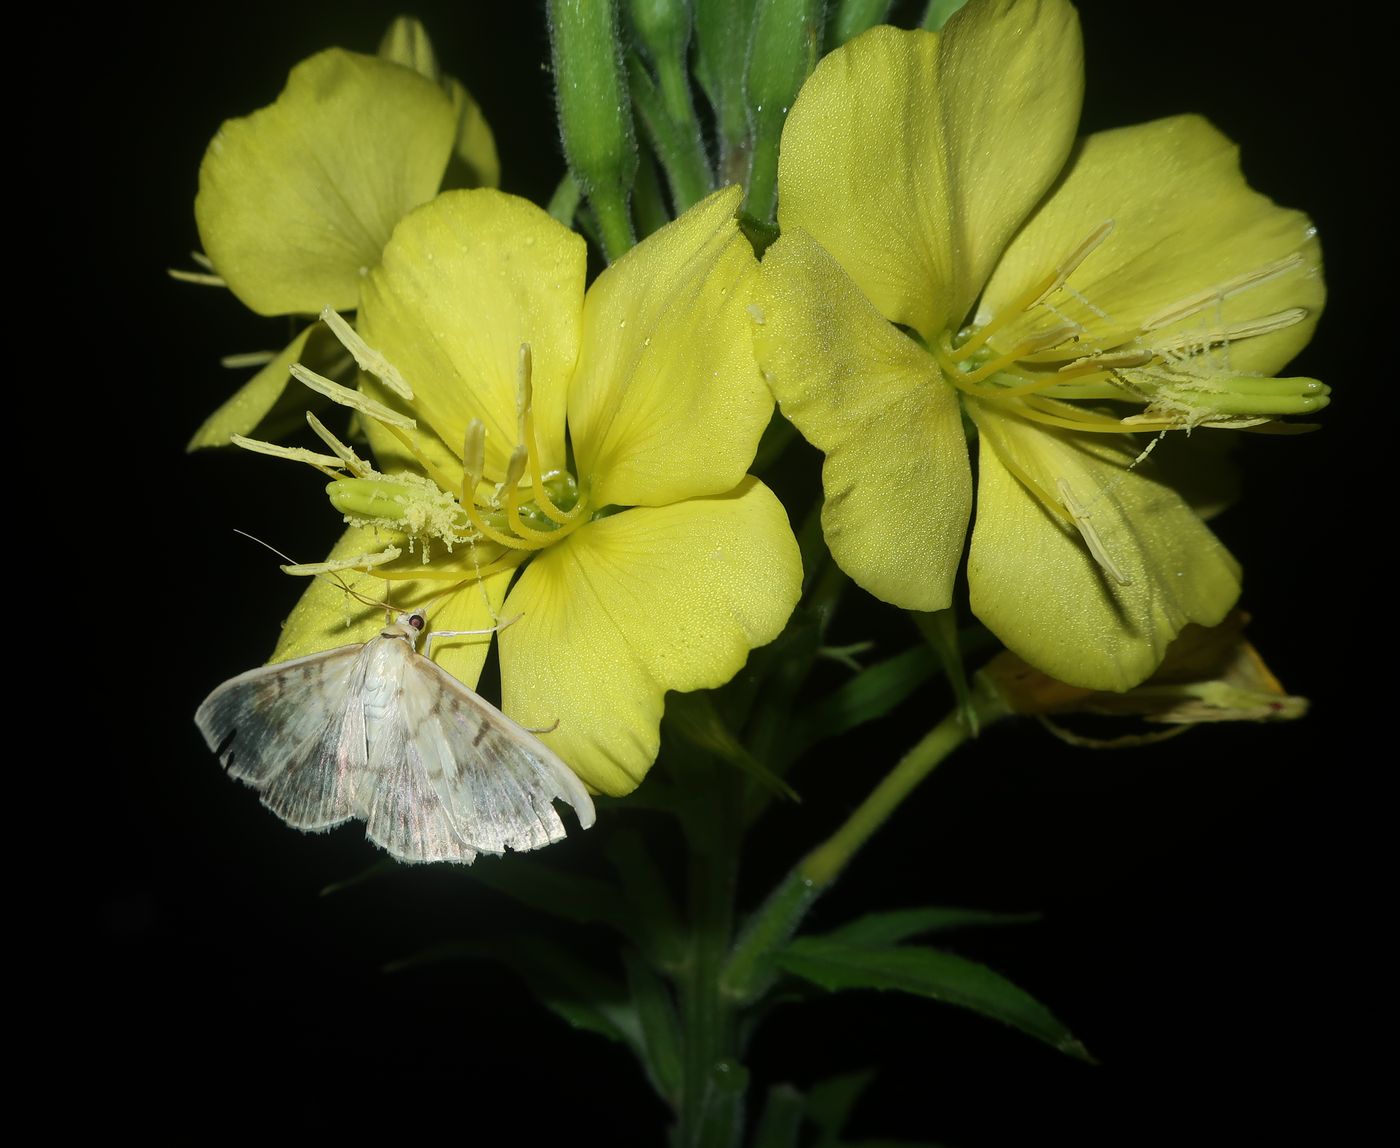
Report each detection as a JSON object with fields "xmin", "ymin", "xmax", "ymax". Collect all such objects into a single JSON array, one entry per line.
[
  {"xmin": 497, "ymin": 479, "xmax": 802, "ymax": 795},
  {"xmin": 187, "ymin": 325, "xmax": 313, "ymax": 450},
  {"xmin": 272, "ymin": 524, "xmax": 511, "ymax": 692},
  {"xmin": 980, "ymin": 115, "xmax": 1324, "ymax": 378},
  {"xmin": 196, "ymin": 50, "xmax": 456, "ymax": 317},
  {"xmin": 776, "ymin": 4, "xmax": 1083, "ymax": 340},
  {"xmin": 569, "ymin": 187, "xmax": 770, "ymax": 507},
  {"xmin": 756, "ymin": 228, "xmax": 971, "ymax": 611},
  {"xmin": 358, "ymin": 190, "xmax": 586, "ymax": 479},
  {"xmin": 966, "ymin": 402, "xmax": 1241, "ymax": 691}
]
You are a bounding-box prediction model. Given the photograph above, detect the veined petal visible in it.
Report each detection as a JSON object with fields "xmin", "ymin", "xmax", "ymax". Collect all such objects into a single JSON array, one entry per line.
[
  {"xmin": 196, "ymin": 50, "xmax": 456, "ymax": 317},
  {"xmin": 776, "ymin": 4, "xmax": 1082, "ymax": 341},
  {"xmin": 569, "ymin": 187, "xmax": 770, "ymax": 507},
  {"xmin": 272, "ymin": 524, "xmax": 511, "ymax": 692},
  {"xmin": 756, "ymin": 228, "xmax": 971, "ymax": 611},
  {"xmin": 966, "ymin": 402, "xmax": 1241, "ymax": 691},
  {"xmin": 187, "ymin": 325, "xmax": 314, "ymax": 450},
  {"xmin": 497, "ymin": 479, "xmax": 802, "ymax": 795},
  {"xmin": 358, "ymin": 190, "xmax": 586, "ymax": 479},
  {"xmin": 981, "ymin": 115, "xmax": 1325, "ymax": 377}
]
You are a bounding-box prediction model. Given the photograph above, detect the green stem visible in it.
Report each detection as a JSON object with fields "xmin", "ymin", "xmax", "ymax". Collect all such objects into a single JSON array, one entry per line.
[
  {"xmin": 800, "ymin": 710, "xmax": 969, "ymax": 885},
  {"xmin": 722, "ymin": 701, "xmax": 993, "ymax": 1004},
  {"xmin": 677, "ymin": 775, "xmax": 743, "ymax": 1148}
]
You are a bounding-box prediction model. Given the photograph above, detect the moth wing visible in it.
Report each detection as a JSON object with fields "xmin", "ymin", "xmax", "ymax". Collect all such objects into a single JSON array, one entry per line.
[
  {"xmin": 194, "ymin": 645, "xmax": 369, "ymax": 831},
  {"xmin": 399, "ymin": 657, "xmax": 596, "ymax": 857},
  {"xmin": 355, "ymin": 642, "xmax": 479, "ymax": 864}
]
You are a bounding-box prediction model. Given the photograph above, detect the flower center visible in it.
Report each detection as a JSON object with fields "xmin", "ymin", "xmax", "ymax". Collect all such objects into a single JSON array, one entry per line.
[
  {"xmin": 233, "ymin": 312, "xmax": 592, "ymax": 587},
  {"xmin": 931, "ymin": 221, "xmax": 1328, "ymax": 434}
]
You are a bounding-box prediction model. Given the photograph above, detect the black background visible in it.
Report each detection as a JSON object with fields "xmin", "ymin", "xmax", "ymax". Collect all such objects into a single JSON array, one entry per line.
[{"xmin": 96, "ymin": 2, "xmax": 1372, "ymax": 1143}]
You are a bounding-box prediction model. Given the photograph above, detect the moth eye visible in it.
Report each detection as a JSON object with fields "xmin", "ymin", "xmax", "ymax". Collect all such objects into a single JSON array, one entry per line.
[{"xmin": 409, "ymin": 614, "xmax": 426, "ymax": 631}]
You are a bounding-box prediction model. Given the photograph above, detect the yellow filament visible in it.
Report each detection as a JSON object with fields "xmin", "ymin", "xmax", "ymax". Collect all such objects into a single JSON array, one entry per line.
[
  {"xmin": 377, "ymin": 423, "xmax": 462, "ymax": 497},
  {"xmin": 516, "ymin": 343, "xmax": 582, "ymax": 527},
  {"xmin": 950, "ymin": 221, "xmax": 1114, "ymax": 362}
]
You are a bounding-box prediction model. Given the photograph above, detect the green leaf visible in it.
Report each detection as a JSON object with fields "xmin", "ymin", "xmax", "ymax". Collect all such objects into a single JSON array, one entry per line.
[
  {"xmin": 805, "ymin": 1068, "xmax": 875, "ymax": 1145},
  {"xmin": 786, "ymin": 645, "xmax": 939, "ymax": 756},
  {"xmin": 826, "ymin": 907, "xmax": 1041, "ymax": 946},
  {"xmin": 665, "ymin": 691, "xmax": 798, "ymax": 800},
  {"xmin": 777, "ymin": 938, "xmax": 1094, "ymax": 1062},
  {"xmin": 912, "ymin": 609, "xmax": 978, "ymax": 734},
  {"xmin": 387, "ymin": 935, "xmax": 644, "ymax": 1052},
  {"xmin": 318, "ymin": 858, "xmax": 397, "ymax": 897},
  {"xmin": 623, "ymin": 949, "xmax": 683, "ymax": 1102},
  {"xmin": 464, "ymin": 856, "xmax": 633, "ymax": 932},
  {"xmin": 752, "ymin": 1083, "xmax": 804, "ymax": 1148},
  {"xmin": 605, "ymin": 830, "xmax": 686, "ymax": 969}
]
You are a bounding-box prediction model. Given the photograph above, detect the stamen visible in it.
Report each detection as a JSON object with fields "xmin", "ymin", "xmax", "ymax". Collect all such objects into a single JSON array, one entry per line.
[
  {"xmin": 517, "ymin": 343, "xmax": 583, "ymax": 527},
  {"xmin": 1057, "ymin": 478, "xmax": 1130, "ymax": 585},
  {"xmin": 167, "ymin": 268, "xmax": 226, "ymax": 287},
  {"xmin": 305, "ymin": 412, "xmax": 372, "ymax": 477},
  {"xmin": 951, "ymin": 221, "xmax": 1114, "ymax": 361},
  {"xmin": 1140, "ymin": 255, "xmax": 1305, "ymax": 331},
  {"xmin": 281, "ymin": 547, "xmax": 404, "ymax": 576},
  {"xmin": 463, "ymin": 419, "xmax": 487, "ymax": 506},
  {"xmin": 191, "ymin": 251, "xmax": 216, "ymax": 272},
  {"xmin": 230, "ymin": 434, "xmax": 345, "ymax": 477},
  {"xmin": 1055, "ymin": 348, "xmax": 1156, "ymax": 380},
  {"xmin": 319, "ymin": 306, "xmax": 414, "ymax": 399},
  {"xmin": 1147, "ymin": 309, "xmax": 1308, "ymax": 357},
  {"xmin": 289, "ymin": 363, "xmax": 417, "ymax": 430},
  {"xmin": 220, "ymin": 351, "xmax": 277, "ymax": 369}
]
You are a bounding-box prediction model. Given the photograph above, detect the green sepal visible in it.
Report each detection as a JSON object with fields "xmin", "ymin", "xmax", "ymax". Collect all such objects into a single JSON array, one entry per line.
[
  {"xmin": 548, "ymin": 0, "xmax": 638, "ymax": 260},
  {"xmin": 828, "ymin": 0, "xmax": 892, "ymax": 48},
  {"xmin": 693, "ymin": 0, "xmax": 759, "ymax": 174},
  {"xmin": 777, "ymin": 936, "xmax": 1094, "ymax": 1062},
  {"xmin": 921, "ymin": 0, "xmax": 969, "ymax": 30},
  {"xmin": 743, "ymin": 0, "xmax": 825, "ymax": 228}
]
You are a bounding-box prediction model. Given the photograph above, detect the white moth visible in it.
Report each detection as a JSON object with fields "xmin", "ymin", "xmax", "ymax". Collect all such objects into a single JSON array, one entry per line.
[{"xmin": 194, "ymin": 609, "xmax": 595, "ymax": 864}]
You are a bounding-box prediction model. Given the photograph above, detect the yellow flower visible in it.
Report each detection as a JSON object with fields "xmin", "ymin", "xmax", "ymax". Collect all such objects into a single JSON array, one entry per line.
[
  {"xmin": 253, "ymin": 186, "xmax": 802, "ymax": 796},
  {"xmin": 754, "ymin": 0, "xmax": 1326, "ymax": 691},
  {"xmin": 188, "ymin": 26, "xmax": 498, "ymax": 449}
]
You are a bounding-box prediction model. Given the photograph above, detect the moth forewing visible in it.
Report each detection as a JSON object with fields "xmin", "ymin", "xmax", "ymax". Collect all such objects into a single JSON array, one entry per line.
[{"xmin": 193, "ymin": 611, "xmax": 594, "ymax": 863}]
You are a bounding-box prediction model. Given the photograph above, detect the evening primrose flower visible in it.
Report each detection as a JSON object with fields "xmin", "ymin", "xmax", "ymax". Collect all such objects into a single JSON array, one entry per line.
[
  {"xmin": 754, "ymin": 0, "xmax": 1326, "ymax": 691},
  {"xmin": 187, "ymin": 27, "xmax": 498, "ymax": 449},
  {"xmin": 246, "ymin": 186, "xmax": 802, "ymax": 795}
]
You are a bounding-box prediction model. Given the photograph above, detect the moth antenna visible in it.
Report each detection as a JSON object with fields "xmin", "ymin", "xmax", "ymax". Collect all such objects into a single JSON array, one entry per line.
[{"xmin": 231, "ymin": 528, "xmax": 395, "ymax": 614}]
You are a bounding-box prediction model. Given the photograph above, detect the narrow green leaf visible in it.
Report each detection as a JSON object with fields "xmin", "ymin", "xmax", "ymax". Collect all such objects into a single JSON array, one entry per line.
[
  {"xmin": 464, "ymin": 856, "xmax": 632, "ymax": 931},
  {"xmin": 387, "ymin": 935, "xmax": 644, "ymax": 1053},
  {"xmin": 777, "ymin": 938, "xmax": 1094, "ymax": 1062},
  {"xmin": 623, "ymin": 949, "xmax": 684, "ymax": 1102},
  {"xmin": 665, "ymin": 691, "xmax": 798, "ymax": 800},
  {"xmin": 752, "ymin": 1083, "xmax": 804, "ymax": 1148},
  {"xmin": 605, "ymin": 830, "xmax": 686, "ymax": 969},
  {"xmin": 318, "ymin": 858, "xmax": 397, "ymax": 897},
  {"xmin": 912, "ymin": 609, "xmax": 978, "ymax": 734},
  {"xmin": 787, "ymin": 645, "xmax": 939, "ymax": 754},
  {"xmin": 804, "ymin": 1068, "xmax": 875, "ymax": 1146},
  {"xmin": 826, "ymin": 907, "xmax": 1042, "ymax": 946}
]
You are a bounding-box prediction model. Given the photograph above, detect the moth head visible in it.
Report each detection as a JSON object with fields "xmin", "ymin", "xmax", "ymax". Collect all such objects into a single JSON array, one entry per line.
[{"xmin": 398, "ymin": 609, "xmax": 428, "ymax": 637}]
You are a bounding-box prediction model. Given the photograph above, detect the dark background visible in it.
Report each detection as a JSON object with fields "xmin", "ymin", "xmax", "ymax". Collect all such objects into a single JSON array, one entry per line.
[{"xmin": 98, "ymin": 3, "xmax": 1371, "ymax": 1142}]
